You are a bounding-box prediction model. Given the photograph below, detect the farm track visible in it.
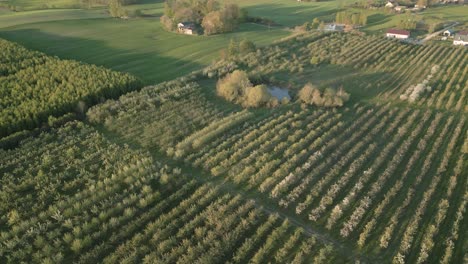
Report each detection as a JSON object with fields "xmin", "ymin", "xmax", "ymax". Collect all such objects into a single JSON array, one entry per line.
[{"xmin": 95, "ymin": 122, "xmax": 375, "ymax": 263}]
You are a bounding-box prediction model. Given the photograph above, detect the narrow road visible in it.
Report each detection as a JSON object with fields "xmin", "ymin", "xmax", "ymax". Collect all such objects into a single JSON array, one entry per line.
[{"xmin": 419, "ymin": 22, "xmax": 459, "ymax": 44}]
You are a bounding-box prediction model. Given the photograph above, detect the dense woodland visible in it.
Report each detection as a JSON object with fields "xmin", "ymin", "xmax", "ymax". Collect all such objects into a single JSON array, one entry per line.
[
  {"xmin": 0, "ymin": 38, "xmax": 141, "ymax": 137},
  {"xmin": 160, "ymin": 0, "xmax": 245, "ymax": 35}
]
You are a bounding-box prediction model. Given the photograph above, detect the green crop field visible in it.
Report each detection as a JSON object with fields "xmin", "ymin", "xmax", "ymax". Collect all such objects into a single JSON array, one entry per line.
[
  {"xmin": 0, "ymin": 8, "xmax": 107, "ymax": 28},
  {"xmin": 0, "ymin": 18, "xmax": 288, "ymax": 84},
  {"xmin": 0, "ymin": 0, "xmax": 81, "ymax": 10}
]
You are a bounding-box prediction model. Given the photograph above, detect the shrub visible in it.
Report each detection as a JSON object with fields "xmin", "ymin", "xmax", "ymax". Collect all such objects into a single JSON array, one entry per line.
[
  {"xmin": 216, "ymin": 70, "xmax": 279, "ymax": 107},
  {"xmin": 244, "ymin": 85, "xmax": 272, "ymax": 107},
  {"xmin": 298, "ymin": 83, "xmax": 349, "ymax": 107},
  {"xmin": 216, "ymin": 70, "xmax": 252, "ymax": 102},
  {"xmin": 239, "ymin": 39, "xmax": 256, "ymax": 54}
]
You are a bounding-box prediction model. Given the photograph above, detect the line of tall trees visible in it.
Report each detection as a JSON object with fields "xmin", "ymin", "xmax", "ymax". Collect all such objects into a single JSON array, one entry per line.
[
  {"xmin": 335, "ymin": 11, "xmax": 368, "ymax": 26},
  {"xmin": 160, "ymin": 0, "xmax": 246, "ymax": 35}
]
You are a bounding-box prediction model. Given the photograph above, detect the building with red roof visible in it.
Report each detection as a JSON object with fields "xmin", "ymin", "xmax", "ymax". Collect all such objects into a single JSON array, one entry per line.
[{"xmin": 386, "ymin": 29, "xmax": 411, "ymax": 39}]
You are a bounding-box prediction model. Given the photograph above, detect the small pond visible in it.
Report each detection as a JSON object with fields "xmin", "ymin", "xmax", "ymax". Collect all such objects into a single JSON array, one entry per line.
[{"xmin": 268, "ymin": 86, "xmax": 291, "ymax": 100}]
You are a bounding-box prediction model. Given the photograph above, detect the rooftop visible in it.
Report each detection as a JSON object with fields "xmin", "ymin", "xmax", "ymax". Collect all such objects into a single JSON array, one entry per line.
[{"xmin": 386, "ymin": 29, "xmax": 410, "ymax": 36}]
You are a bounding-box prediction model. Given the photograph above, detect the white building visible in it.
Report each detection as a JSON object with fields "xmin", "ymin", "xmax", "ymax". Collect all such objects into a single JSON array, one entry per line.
[
  {"xmin": 443, "ymin": 29, "xmax": 454, "ymax": 37},
  {"xmin": 177, "ymin": 22, "xmax": 197, "ymax": 35},
  {"xmin": 386, "ymin": 29, "xmax": 410, "ymax": 39},
  {"xmin": 453, "ymin": 31, "xmax": 468, "ymax": 46},
  {"xmin": 324, "ymin": 24, "xmax": 344, "ymax": 32}
]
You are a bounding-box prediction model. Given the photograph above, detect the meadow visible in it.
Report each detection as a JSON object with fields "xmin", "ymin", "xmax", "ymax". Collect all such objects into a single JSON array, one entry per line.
[
  {"xmin": 0, "ymin": 18, "xmax": 288, "ymax": 84},
  {"xmin": 0, "ymin": 0, "xmax": 82, "ymax": 10}
]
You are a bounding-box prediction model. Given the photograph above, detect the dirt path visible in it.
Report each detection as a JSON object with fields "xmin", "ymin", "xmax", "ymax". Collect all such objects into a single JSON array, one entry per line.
[{"xmin": 419, "ymin": 22, "xmax": 459, "ymax": 44}]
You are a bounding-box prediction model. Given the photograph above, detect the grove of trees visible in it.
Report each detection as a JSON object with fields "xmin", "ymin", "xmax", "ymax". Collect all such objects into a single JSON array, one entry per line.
[
  {"xmin": 0, "ymin": 38, "xmax": 141, "ymax": 138},
  {"xmin": 298, "ymin": 83, "xmax": 350, "ymax": 107},
  {"xmin": 160, "ymin": 0, "xmax": 245, "ymax": 35},
  {"xmin": 335, "ymin": 11, "xmax": 368, "ymax": 26},
  {"xmin": 216, "ymin": 70, "xmax": 279, "ymax": 107}
]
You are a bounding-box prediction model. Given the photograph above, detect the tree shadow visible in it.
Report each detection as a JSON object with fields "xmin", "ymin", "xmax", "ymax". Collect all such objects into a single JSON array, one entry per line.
[
  {"xmin": 0, "ymin": 27, "xmax": 203, "ymax": 85},
  {"xmin": 242, "ymin": 3, "xmax": 343, "ymax": 26}
]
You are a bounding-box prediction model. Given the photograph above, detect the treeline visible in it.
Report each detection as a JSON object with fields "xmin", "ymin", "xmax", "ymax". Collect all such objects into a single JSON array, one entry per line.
[
  {"xmin": 335, "ymin": 11, "xmax": 368, "ymax": 26},
  {"xmin": 161, "ymin": 0, "xmax": 246, "ymax": 35},
  {"xmin": 80, "ymin": 0, "xmax": 139, "ymax": 7},
  {"xmin": 0, "ymin": 38, "xmax": 141, "ymax": 138},
  {"xmin": 299, "ymin": 83, "xmax": 350, "ymax": 107}
]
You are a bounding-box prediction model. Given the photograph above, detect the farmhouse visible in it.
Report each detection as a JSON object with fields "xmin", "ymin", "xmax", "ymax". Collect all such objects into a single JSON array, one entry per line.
[
  {"xmin": 177, "ymin": 22, "xmax": 197, "ymax": 35},
  {"xmin": 394, "ymin": 6, "xmax": 407, "ymax": 12},
  {"xmin": 443, "ymin": 29, "xmax": 454, "ymax": 37},
  {"xmin": 386, "ymin": 29, "xmax": 410, "ymax": 39},
  {"xmin": 453, "ymin": 31, "xmax": 468, "ymax": 46},
  {"xmin": 385, "ymin": 1, "xmax": 396, "ymax": 7},
  {"xmin": 324, "ymin": 24, "xmax": 344, "ymax": 32}
]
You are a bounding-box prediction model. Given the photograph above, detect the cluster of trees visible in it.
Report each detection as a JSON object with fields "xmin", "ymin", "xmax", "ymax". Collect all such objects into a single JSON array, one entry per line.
[
  {"xmin": 298, "ymin": 83, "xmax": 350, "ymax": 107},
  {"xmin": 335, "ymin": 11, "xmax": 368, "ymax": 26},
  {"xmin": 216, "ymin": 70, "xmax": 281, "ymax": 107},
  {"xmin": 225, "ymin": 39, "xmax": 257, "ymax": 58},
  {"xmin": 79, "ymin": 0, "xmax": 138, "ymax": 11},
  {"xmin": 397, "ymin": 14, "xmax": 418, "ymax": 30},
  {"xmin": 0, "ymin": 38, "xmax": 141, "ymax": 138},
  {"xmin": 109, "ymin": 0, "xmax": 128, "ymax": 17},
  {"xmin": 294, "ymin": 18, "xmax": 323, "ymax": 33},
  {"xmin": 160, "ymin": 0, "xmax": 246, "ymax": 35}
]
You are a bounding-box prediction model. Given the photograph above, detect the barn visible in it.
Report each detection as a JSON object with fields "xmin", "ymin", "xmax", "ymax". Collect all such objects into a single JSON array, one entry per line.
[{"xmin": 386, "ymin": 29, "xmax": 410, "ymax": 39}]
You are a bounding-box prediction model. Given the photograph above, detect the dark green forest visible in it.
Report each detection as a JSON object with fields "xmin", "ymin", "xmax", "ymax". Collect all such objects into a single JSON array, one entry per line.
[{"xmin": 0, "ymin": 38, "xmax": 141, "ymax": 137}]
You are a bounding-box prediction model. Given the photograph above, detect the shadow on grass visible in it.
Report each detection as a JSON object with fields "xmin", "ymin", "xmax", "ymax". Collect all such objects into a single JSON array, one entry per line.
[
  {"xmin": 243, "ymin": 3, "xmax": 343, "ymax": 26},
  {"xmin": 0, "ymin": 27, "xmax": 203, "ymax": 85},
  {"xmin": 269, "ymin": 64, "xmax": 395, "ymax": 103}
]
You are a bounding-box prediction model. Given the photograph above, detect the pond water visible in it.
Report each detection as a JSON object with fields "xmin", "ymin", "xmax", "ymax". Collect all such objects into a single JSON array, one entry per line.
[{"xmin": 268, "ymin": 86, "xmax": 291, "ymax": 100}]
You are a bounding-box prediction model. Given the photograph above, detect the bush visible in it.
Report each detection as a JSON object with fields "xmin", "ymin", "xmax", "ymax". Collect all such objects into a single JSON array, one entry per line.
[
  {"xmin": 239, "ymin": 39, "xmax": 256, "ymax": 54},
  {"xmin": 216, "ymin": 70, "xmax": 252, "ymax": 102},
  {"xmin": 161, "ymin": 15, "xmax": 176, "ymax": 31},
  {"xmin": 244, "ymin": 85, "xmax": 272, "ymax": 107},
  {"xmin": 298, "ymin": 83, "xmax": 349, "ymax": 107},
  {"xmin": 216, "ymin": 70, "xmax": 278, "ymax": 107}
]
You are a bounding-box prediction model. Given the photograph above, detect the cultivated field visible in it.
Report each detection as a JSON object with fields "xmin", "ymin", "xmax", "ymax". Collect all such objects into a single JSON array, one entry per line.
[
  {"xmin": 84, "ymin": 32, "xmax": 467, "ymax": 263},
  {"xmin": 0, "ymin": 121, "xmax": 348, "ymax": 263},
  {"xmin": 0, "ymin": 19, "xmax": 288, "ymax": 84},
  {"xmin": 0, "ymin": 1, "xmax": 467, "ymax": 263}
]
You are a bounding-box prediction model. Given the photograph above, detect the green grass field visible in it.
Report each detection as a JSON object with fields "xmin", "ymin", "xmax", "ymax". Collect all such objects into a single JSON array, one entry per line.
[
  {"xmin": 0, "ymin": 18, "xmax": 288, "ymax": 84},
  {"xmin": 0, "ymin": 8, "xmax": 107, "ymax": 28},
  {"xmin": 1, "ymin": 0, "xmax": 81, "ymax": 10},
  {"xmin": 0, "ymin": 0, "xmax": 466, "ymax": 84}
]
